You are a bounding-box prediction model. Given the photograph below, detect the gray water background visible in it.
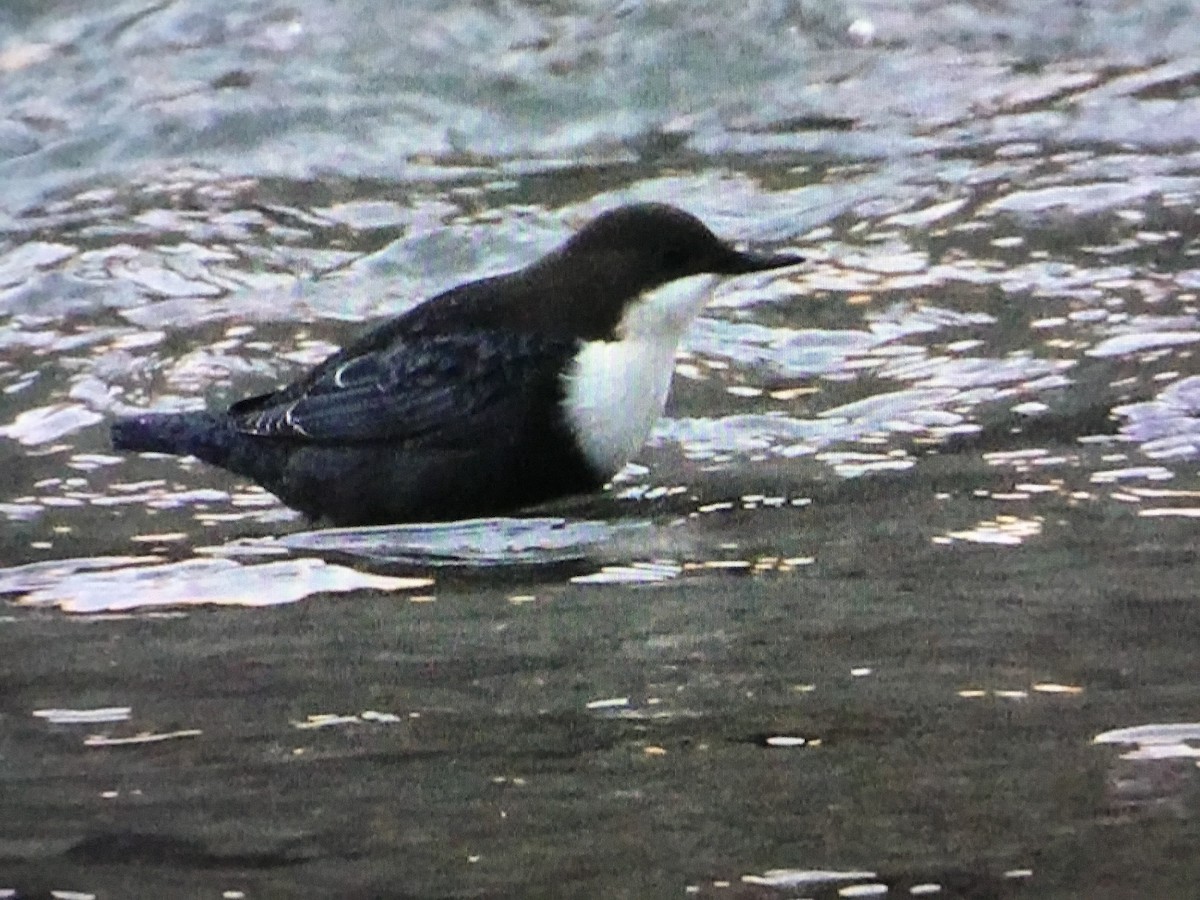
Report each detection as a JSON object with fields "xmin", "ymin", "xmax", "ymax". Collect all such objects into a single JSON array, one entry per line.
[{"xmin": 2, "ymin": 0, "xmax": 1200, "ymax": 896}]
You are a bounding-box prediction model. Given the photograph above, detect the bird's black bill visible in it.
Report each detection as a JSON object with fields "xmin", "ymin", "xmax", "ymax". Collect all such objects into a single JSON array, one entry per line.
[{"xmin": 720, "ymin": 247, "xmax": 805, "ymax": 275}]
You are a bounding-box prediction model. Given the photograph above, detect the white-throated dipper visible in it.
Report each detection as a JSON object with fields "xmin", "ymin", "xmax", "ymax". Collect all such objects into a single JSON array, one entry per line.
[{"xmin": 111, "ymin": 203, "xmax": 803, "ymax": 524}]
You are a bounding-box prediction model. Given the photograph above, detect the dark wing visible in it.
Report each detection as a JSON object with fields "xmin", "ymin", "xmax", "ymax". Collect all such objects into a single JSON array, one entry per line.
[
  {"xmin": 228, "ymin": 331, "xmax": 576, "ymax": 447},
  {"xmin": 226, "ymin": 274, "xmax": 537, "ymax": 419}
]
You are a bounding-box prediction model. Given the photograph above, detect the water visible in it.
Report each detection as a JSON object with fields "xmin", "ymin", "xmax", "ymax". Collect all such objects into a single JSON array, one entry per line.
[{"xmin": 2, "ymin": 1, "xmax": 1200, "ymax": 897}]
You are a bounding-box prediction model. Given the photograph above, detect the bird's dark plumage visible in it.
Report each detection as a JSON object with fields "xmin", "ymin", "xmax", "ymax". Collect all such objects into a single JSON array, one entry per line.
[{"xmin": 111, "ymin": 203, "xmax": 802, "ymax": 524}]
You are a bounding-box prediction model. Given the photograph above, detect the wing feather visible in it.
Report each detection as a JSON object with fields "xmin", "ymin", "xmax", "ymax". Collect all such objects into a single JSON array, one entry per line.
[{"xmin": 230, "ymin": 331, "xmax": 575, "ymax": 447}]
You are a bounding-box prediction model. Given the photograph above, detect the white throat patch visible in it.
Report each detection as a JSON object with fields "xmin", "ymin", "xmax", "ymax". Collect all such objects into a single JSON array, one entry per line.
[{"xmin": 562, "ymin": 273, "xmax": 718, "ymax": 478}]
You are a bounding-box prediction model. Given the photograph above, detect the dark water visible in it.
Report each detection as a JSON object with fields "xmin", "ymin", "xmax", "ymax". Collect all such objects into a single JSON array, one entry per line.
[{"xmin": 2, "ymin": 1, "xmax": 1200, "ymax": 897}]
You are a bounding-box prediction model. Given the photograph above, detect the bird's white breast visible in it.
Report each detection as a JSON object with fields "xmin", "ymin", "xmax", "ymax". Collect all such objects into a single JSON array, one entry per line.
[{"xmin": 562, "ymin": 273, "xmax": 717, "ymax": 478}]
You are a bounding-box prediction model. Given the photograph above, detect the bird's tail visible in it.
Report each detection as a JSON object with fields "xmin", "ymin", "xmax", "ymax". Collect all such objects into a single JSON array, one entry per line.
[{"xmin": 111, "ymin": 411, "xmax": 239, "ymax": 468}]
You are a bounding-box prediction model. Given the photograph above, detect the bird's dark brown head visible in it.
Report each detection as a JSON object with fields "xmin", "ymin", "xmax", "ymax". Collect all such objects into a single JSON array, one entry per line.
[
  {"xmin": 513, "ymin": 202, "xmax": 803, "ymax": 340},
  {"xmin": 560, "ymin": 202, "xmax": 803, "ymax": 284}
]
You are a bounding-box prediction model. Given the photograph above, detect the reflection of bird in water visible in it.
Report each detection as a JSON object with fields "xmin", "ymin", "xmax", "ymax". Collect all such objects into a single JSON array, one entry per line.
[{"xmin": 112, "ymin": 203, "xmax": 802, "ymax": 525}]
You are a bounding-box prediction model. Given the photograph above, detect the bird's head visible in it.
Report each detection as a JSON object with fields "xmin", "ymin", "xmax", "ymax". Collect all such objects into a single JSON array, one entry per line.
[{"xmin": 553, "ymin": 203, "xmax": 804, "ymax": 341}]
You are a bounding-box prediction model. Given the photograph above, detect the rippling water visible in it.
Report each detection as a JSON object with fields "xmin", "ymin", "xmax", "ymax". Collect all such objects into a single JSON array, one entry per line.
[{"xmin": 2, "ymin": 1, "xmax": 1200, "ymax": 897}]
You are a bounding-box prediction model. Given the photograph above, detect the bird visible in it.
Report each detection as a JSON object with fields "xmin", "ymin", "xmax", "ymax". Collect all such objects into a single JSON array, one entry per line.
[{"xmin": 111, "ymin": 203, "xmax": 803, "ymax": 525}]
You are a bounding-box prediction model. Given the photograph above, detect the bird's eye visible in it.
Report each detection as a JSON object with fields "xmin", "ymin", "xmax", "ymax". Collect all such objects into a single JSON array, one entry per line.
[{"xmin": 660, "ymin": 247, "xmax": 689, "ymax": 270}]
